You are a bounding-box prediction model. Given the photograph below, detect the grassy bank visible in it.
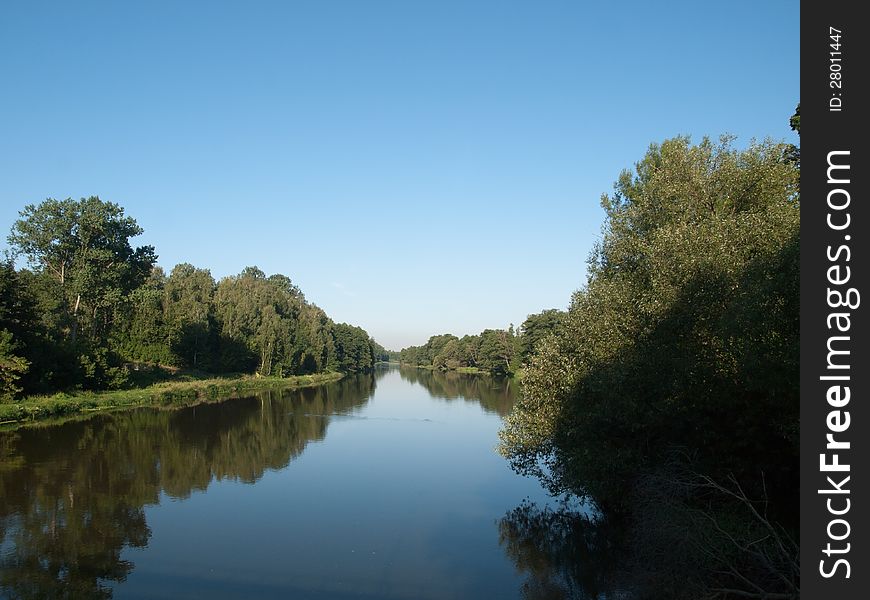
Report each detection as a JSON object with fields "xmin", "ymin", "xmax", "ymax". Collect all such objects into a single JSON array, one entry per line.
[
  {"xmin": 0, "ymin": 372, "xmax": 344, "ymax": 427},
  {"xmin": 454, "ymin": 366, "xmax": 489, "ymax": 374},
  {"xmin": 399, "ymin": 363, "xmax": 522, "ymax": 378}
]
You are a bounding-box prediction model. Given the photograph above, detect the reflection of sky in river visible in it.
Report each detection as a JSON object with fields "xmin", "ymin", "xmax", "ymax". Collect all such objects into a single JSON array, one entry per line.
[{"xmin": 107, "ymin": 368, "xmax": 552, "ymax": 599}]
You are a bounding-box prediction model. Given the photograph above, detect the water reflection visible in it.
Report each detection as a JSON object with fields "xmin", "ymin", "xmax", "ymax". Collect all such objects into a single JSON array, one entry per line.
[
  {"xmin": 0, "ymin": 375, "xmax": 376, "ymax": 598},
  {"xmin": 498, "ymin": 502, "xmax": 625, "ymax": 600},
  {"xmin": 404, "ymin": 368, "xmax": 625, "ymax": 598},
  {"xmin": 398, "ymin": 366, "xmax": 517, "ymax": 416},
  {"xmin": 0, "ymin": 369, "xmax": 609, "ymax": 599}
]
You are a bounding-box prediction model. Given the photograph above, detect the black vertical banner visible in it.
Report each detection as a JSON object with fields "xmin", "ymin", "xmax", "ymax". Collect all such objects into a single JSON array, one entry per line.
[{"xmin": 801, "ymin": 1, "xmax": 868, "ymax": 598}]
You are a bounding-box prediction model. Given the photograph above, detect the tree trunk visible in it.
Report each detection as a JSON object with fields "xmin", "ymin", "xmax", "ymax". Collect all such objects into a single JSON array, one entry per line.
[{"xmin": 70, "ymin": 293, "xmax": 81, "ymax": 342}]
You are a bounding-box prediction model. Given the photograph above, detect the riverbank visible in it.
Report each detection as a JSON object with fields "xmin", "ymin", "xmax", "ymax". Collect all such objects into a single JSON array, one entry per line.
[
  {"xmin": 399, "ymin": 363, "xmax": 524, "ymax": 379},
  {"xmin": 0, "ymin": 371, "xmax": 344, "ymax": 427}
]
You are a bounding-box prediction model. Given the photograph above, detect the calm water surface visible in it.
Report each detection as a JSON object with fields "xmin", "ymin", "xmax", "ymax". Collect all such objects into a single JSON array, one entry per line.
[{"xmin": 0, "ymin": 367, "xmax": 573, "ymax": 599}]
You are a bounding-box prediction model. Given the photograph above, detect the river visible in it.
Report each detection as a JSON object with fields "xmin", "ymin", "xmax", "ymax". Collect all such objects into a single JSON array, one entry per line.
[{"xmin": 0, "ymin": 366, "xmax": 600, "ymax": 599}]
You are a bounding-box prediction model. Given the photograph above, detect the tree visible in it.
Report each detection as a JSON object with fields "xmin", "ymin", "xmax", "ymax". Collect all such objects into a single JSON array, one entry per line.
[
  {"xmin": 214, "ymin": 267, "xmax": 300, "ymax": 375},
  {"xmin": 331, "ymin": 323, "xmax": 375, "ymax": 373},
  {"xmin": 289, "ymin": 304, "xmax": 334, "ymax": 374},
  {"xmin": 499, "ymin": 131, "xmax": 800, "ymax": 598},
  {"xmin": 0, "ymin": 262, "xmax": 34, "ymax": 400},
  {"xmin": 0, "ymin": 330, "xmax": 29, "ymax": 401},
  {"xmin": 477, "ymin": 329, "xmax": 516, "ymax": 374},
  {"xmin": 789, "ymin": 103, "xmax": 800, "ymax": 133},
  {"xmin": 785, "ymin": 103, "xmax": 800, "ymax": 167},
  {"xmin": 433, "ymin": 338, "xmax": 462, "ymax": 370},
  {"xmin": 164, "ymin": 264, "xmax": 216, "ymax": 368},
  {"xmin": 8, "ymin": 197, "xmax": 156, "ymax": 344},
  {"xmin": 112, "ymin": 266, "xmax": 174, "ymax": 365},
  {"xmin": 517, "ymin": 309, "xmax": 566, "ymax": 365},
  {"xmin": 400, "ymin": 329, "xmax": 520, "ymax": 375},
  {"xmin": 500, "ymin": 135, "xmax": 799, "ymax": 512}
]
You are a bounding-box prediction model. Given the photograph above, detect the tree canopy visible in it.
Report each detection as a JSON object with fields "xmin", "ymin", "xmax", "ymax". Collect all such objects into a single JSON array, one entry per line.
[
  {"xmin": 2, "ymin": 198, "xmax": 384, "ymax": 399},
  {"xmin": 9, "ymin": 197, "xmax": 156, "ymax": 343},
  {"xmin": 498, "ymin": 134, "xmax": 799, "ymax": 597}
]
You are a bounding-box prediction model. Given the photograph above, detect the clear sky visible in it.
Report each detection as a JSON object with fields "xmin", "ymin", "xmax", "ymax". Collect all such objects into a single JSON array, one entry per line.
[{"xmin": 0, "ymin": 1, "xmax": 798, "ymax": 350}]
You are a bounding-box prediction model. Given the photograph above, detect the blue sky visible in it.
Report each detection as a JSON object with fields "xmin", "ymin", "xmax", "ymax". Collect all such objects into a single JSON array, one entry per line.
[{"xmin": 0, "ymin": 1, "xmax": 799, "ymax": 350}]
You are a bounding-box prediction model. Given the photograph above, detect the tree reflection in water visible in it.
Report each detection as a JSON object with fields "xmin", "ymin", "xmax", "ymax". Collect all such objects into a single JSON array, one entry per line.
[
  {"xmin": 401, "ymin": 366, "xmax": 626, "ymax": 600},
  {"xmin": 498, "ymin": 501, "xmax": 627, "ymax": 600},
  {"xmin": 398, "ymin": 365, "xmax": 517, "ymax": 416},
  {"xmin": 0, "ymin": 374, "xmax": 376, "ymax": 598}
]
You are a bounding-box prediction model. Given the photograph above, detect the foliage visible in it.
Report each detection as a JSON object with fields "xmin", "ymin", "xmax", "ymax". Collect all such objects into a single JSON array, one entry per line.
[
  {"xmin": 1, "ymin": 263, "xmax": 35, "ymax": 401},
  {"xmin": 400, "ymin": 328, "xmax": 516, "ymax": 375},
  {"xmin": 628, "ymin": 464, "xmax": 799, "ymax": 600},
  {"xmin": 500, "ymin": 135, "xmax": 798, "ymax": 505},
  {"xmin": 164, "ymin": 263, "xmax": 217, "ymax": 369},
  {"xmin": 517, "ymin": 309, "xmax": 566, "ymax": 365},
  {"xmin": 400, "ymin": 310, "xmax": 566, "ymax": 376},
  {"xmin": 789, "ymin": 103, "xmax": 800, "ymax": 134},
  {"xmin": 0, "ymin": 330, "xmax": 29, "ymax": 402},
  {"xmin": 331, "ymin": 323, "xmax": 377, "ymax": 373},
  {"xmin": 3, "ymin": 199, "xmax": 384, "ymax": 399},
  {"xmin": 8, "ymin": 197, "xmax": 156, "ymax": 345},
  {"xmin": 498, "ymin": 133, "xmax": 799, "ymax": 599},
  {"xmin": 784, "ymin": 103, "xmax": 800, "ymax": 168}
]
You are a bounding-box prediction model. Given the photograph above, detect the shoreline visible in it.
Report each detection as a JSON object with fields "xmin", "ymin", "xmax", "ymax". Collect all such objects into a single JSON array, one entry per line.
[
  {"xmin": 398, "ymin": 363, "xmax": 523, "ymax": 378},
  {"xmin": 0, "ymin": 372, "xmax": 344, "ymax": 429}
]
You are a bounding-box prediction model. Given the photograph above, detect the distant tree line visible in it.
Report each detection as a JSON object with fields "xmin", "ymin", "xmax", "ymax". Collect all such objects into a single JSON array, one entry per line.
[
  {"xmin": 0, "ymin": 197, "xmax": 385, "ymax": 400},
  {"xmin": 398, "ymin": 309, "xmax": 565, "ymax": 376}
]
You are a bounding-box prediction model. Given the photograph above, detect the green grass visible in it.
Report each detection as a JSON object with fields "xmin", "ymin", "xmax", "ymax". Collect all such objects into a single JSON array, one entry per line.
[
  {"xmin": 454, "ymin": 366, "xmax": 488, "ymax": 374},
  {"xmin": 0, "ymin": 372, "xmax": 343, "ymax": 428},
  {"xmin": 399, "ymin": 363, "xmax": 520, "ymax": 377}
]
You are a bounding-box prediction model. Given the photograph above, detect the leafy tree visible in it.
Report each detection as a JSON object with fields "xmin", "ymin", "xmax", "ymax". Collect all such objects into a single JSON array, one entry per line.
[
  {"xmin": 500, "ymin": 135, "xmax": 799, "ymax": 512},
  {"xmin": 0, "ymin": 261, "xmax": 83, "ymax": 395},
  {"xmin": 214, "ymin": 267, "xmax": 302, "ymax": 375},
  {"xmin": 432, "ymin": 338, "xmax": 462, "ymax": 370},
  {"xmin": 517, "ymin": 309, "xmax": 565, "ymax": 365},
  {"xmin": 400, "ymin": 328, "xmax": 522, "ymax": 375},
  {"xmin": 5, "ymin": 268, "xmax": 83, "ymax": 392},
  {"xmin": 331, "ymin": 323, "xmax": 375, "ymax": 373},
  {"xmin": 457, "ymin": 334, "xmax": 481, "ymax": 367},
  {"xmin": 370, "ymin": 340, "xmax": 392, "ymax": 363},
  {"xmin": 0, "ymin": 330, "xmax": 29, "ymax": 401},
  {"xmin": 164, "ymin": 264, "xmax": 216, "ymax": 368},
  {"xmin": 784, "ymin": 103, "xmax": 800, "ymax": 167},
  {"xmin": 789, "ymin": 103, "xmax": 800, "ymax": 133},
  {"xmin": 112, "ymin": 266, "xmax": 174, "ymax": 365},
  {"xmin": 290, "ymin": 304, "xmax": 335, "ymax": 374},
  {"xmin": 399, "ymin": 345, "xmax": 420, "ymax": 366},
  {"xmin": 4, "ymin": 199, "xmax": 383, "ymax": 394},
  {"xmin": 0, "ymin": 263, "xmax": 35, "ymax": 400},
  {"xmin": 8, "ymin": 197, "xmax": 156, "ymax": 345},
  {"xmin": 477, "ymin": 328, "xmax": 516, "ymax": 375},
  {"xmin": 498, "ymin": 132, "xmax": 800, "ymax": 598}
]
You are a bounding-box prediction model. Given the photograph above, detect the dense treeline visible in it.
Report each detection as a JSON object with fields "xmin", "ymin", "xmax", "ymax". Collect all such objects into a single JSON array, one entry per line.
[
  {"xmin": 500, "ymin": 121, "xmax": 800, "ymax": 598},
  {"xmin": 398, "ymin": 309, "xmax": 565, "ymax": 375},
  {"xmin": 1, "ymin": 197, "xmax": 383, "ymax": 400}
]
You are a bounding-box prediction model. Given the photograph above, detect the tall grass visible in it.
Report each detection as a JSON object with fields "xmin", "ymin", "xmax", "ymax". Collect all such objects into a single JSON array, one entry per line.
[{"xmin": 0, "ymin": 372, "xmax": 343, "ymax": 427}]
